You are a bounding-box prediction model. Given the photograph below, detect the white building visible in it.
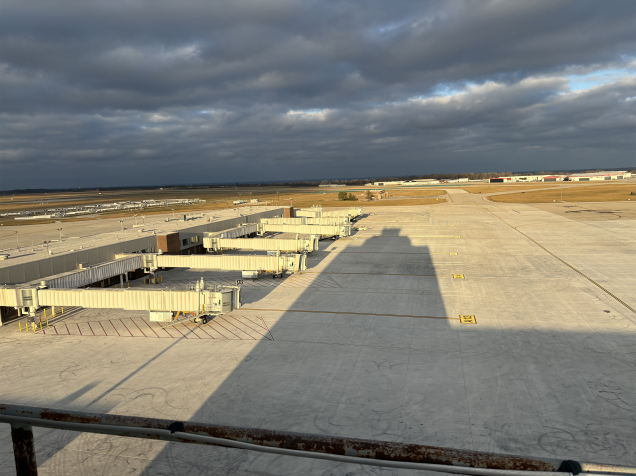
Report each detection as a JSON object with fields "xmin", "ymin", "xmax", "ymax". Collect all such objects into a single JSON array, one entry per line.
[
  {"xmin": 366, "ymin": 181, "xmax": 405, "ymax": 186},
  {"xmin": 490, "ymin": 175, "xmax": 565, "ymax": 183},
  {"xmin": 566, "ymin": 171, "xmax": 630, "ymax": 181},
  {"xmin": 410, "ymin": 179, "xmax": 440, "ymax": 184}
]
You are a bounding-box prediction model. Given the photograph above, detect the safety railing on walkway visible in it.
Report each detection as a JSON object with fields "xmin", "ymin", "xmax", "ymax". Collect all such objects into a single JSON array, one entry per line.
[{"xmin": 0, "ymin": 403, "xmax": 633, "ymax": 476}]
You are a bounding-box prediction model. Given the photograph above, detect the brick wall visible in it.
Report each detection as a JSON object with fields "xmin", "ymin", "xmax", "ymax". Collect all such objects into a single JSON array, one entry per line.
[{"xmin": 157, "ymin": 233, "xmax": 181, "ymax": 254}]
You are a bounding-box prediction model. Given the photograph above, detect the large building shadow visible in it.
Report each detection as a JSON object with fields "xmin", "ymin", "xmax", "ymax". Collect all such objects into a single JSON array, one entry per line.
[{"xmin": 136, "ymin": 225, "xmax": 463, "ymax": 474}]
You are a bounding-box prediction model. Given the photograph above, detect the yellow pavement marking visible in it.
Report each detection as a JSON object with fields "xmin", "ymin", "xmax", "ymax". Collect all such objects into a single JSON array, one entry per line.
[
  {"xmin": 460, "ymin": 315, "xmax": 476, "ymax": 324},
  {"xmin": 453, "ymin": 274, "xmax": 465, "ymax": 279}
]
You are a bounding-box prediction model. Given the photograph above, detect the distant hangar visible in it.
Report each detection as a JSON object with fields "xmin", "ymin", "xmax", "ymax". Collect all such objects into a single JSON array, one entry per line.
[{"xmin": 489, "ymin": 171, "xmax": 631, "ymax": 183}]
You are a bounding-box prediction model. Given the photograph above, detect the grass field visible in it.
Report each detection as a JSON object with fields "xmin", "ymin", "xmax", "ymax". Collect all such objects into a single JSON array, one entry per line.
[
  {"xmin": 0, "ymin": 187, "xmax": 445, "ymax": 225},
  {"xmin": 489, "ymin": 182, "xmax": 636, "ymax": 203}
]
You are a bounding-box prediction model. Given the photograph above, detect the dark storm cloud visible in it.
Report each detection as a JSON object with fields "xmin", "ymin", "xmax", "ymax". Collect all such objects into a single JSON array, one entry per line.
[{"xmin": 0, "ymin": 0, "xmax": 635, "ymax": 188}]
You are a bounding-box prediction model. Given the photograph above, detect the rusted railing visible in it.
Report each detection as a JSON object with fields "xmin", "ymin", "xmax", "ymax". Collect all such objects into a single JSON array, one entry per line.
[{"xmin": 0, "ymin": 403, "xmax": 634, "ymax": 476}]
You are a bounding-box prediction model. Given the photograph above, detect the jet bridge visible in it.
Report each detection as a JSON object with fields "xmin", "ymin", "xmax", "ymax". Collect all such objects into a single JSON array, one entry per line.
[
  {"xmin": 0, "ymin": 280, "xmax": 241, "ymax": 322},
  {"xmin": 261, "ymin": 217, "xmax": 350, "ymax": 225},
  {"xmin": 295, "ymin": 206, "xmax": 362, "ymax": 220},
  {"xmin": 258, "ymin": 223, "xmax": 351, "ymax": 238},
  {"xmin": 204, "ymin": 236, "xmax": 319, "ymax": 253},
  {"xmin": 322, "ymin": 207, "xmax": 363, "ymax": 220},
  {"xmin": 203, "ymin": 224, "xmax": 258, "ymax": 240},
  {"xmin": 27, "ymin": 255, "xmax": 143, "ymax": 290},
  {"xmin": 139, "ymin": 252, "xmax": 306, "ymax": 278}
]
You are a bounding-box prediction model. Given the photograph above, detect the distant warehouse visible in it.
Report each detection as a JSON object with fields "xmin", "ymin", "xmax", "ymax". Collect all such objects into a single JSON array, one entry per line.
[
  {"xmin": 489, "ymin": 172, "xmax": 631, "ymax": 183},
  {"xmin": 566, "ymin": 171, "xmax": 630, "ymax": 181},
  {"xmin": 489, "ymin": 175, "xmax": 554, "ymax": 183}
]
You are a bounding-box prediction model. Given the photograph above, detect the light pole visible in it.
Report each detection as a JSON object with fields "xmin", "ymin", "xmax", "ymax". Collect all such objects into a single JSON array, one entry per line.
[
  {"xmin": 119, "ymin": 219, "xmax": 124, "ymax": 231},
  {"xmin": 57, "ymin": 228, "xmax": 62, "ymax": 242},
  {"xmin": 142, "ymin": 215, "xmax": 145, "ymax": 225},
  {"xmin": 172, "ymin": 209, "xmax": 175, "ymax": 220},
  {"xmin": 134, "ymin": 214, "xmax": 138, "ymax": 226}
]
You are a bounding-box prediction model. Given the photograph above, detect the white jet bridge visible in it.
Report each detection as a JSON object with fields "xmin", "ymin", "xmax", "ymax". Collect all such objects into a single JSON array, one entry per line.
[
  {"xmin": 261, "ymin": 217, "xmax": 350, "ymax": 225},
  {"xmin": 295, "ymin": 206, "xmax": 362, "ymax": 220},
  {"xmin": 203, "ymin": 236, "xmax": 319, "ymax": 254},
  {"xmin": 203, "ymin": 224, "xmax": 258, "ymax": 240},
  {"xmin": 138, "ymin": 251, "xmax": 306, "ymax": 279},
  {"xmin": 0, "ymin": 279, "xmax": 241, "ymax": 323},
  {"xmin": 25, "ymin": 255, "xmax": 144, "ymax": 290},
  {"xmin": 323, "ymin": 207, "xmax": 363, "ymax": 219},
  {"xmin": 258, "ymin": 222, "xmax": 351, "ymax": 238}
]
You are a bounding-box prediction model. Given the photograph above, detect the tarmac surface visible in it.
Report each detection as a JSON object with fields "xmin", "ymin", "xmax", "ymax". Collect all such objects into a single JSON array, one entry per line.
[{"xmin": 1, "ymin": 191, "xmax": 636, "ymax": 474}]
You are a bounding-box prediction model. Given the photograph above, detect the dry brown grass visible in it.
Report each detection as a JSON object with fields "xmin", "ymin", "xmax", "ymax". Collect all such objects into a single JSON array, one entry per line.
[
  {"xmin": 489, "ymin": 183, "xmax": 636, "ymax": 203},
  {"xmin": 383, "ymin": 189, "xmax": 446, "ymax": 198}
]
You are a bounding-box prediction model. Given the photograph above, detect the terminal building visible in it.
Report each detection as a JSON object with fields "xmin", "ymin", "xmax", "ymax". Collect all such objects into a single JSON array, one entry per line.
[{"xmin": 0, "ymin": 205, "xmax": 363, "ymax": 326}]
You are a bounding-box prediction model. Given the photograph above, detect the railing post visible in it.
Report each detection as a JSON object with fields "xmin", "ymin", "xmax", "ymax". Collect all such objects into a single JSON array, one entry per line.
[{"xmin": 11, "ymin": 422, "xmax": 38, "ymax": 475}]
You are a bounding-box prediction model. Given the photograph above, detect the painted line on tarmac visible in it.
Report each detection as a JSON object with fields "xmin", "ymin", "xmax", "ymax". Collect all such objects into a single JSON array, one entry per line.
[
  {"xmin": 240, "ymin": 308, "xmax": 459, "ymax": 320},
  {"xmin": 303, "ymin": 272, "xmax": 458, "ymax": 277},
  {"xmin": 321, "ymin": 251, "xmax": 459, "ymax": 255},
  {"xmin": 356, "ymin": 235, "xmax": 461, "ymax": 238},
  {"xmin": 479, "ymin": 204, "xmax": 636, "ymax": 315}
]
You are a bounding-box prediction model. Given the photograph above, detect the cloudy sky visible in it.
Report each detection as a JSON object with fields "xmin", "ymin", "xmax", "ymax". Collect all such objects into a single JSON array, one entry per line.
[{"xmin": 0, "ymin": 0, "xmax": 635, "ymax": 189}]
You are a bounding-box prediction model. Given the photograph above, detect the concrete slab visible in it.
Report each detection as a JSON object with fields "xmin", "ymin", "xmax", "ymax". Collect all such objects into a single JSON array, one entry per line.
[{"xmin": 2, "ymin": 196, "xmax": 636, "ymax": 474}]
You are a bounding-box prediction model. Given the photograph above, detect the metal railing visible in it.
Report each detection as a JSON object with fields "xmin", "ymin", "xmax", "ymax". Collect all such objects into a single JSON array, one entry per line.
[{"xmin": 0, "ymin": 403, "xmax": 634, "ymax": 476}]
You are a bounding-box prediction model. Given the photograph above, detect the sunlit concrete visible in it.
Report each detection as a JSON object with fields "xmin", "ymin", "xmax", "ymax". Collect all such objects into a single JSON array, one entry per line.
[{"xmin": 1, "ymin": 194, "xmax": 636, "ymax": 475}]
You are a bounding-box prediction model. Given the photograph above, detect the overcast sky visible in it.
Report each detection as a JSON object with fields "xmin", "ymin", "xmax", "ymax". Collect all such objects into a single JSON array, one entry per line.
[{"xmin": 1, "ymin": 0, "xmax": 635, "ymax": 189}]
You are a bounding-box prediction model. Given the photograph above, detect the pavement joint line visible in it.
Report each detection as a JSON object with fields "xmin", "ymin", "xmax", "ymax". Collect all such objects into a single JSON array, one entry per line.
[
  {"xmin": 319, "ymin": 251, "xmax": 459, "ymax": 255},
  {"xmin": 357, "ymin": 234, "xmax": 460, "ymax": 237},
  {"xmin": 303, "ymin": 272, "xmax": 456, "ymax": 277},
  {"xmin": 239, "ymin": 308, "xmax": 460, "ymax": 320},
  {"xmin": 478, "ymin": 203, "xmax": 636, "ymax": 315}
]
